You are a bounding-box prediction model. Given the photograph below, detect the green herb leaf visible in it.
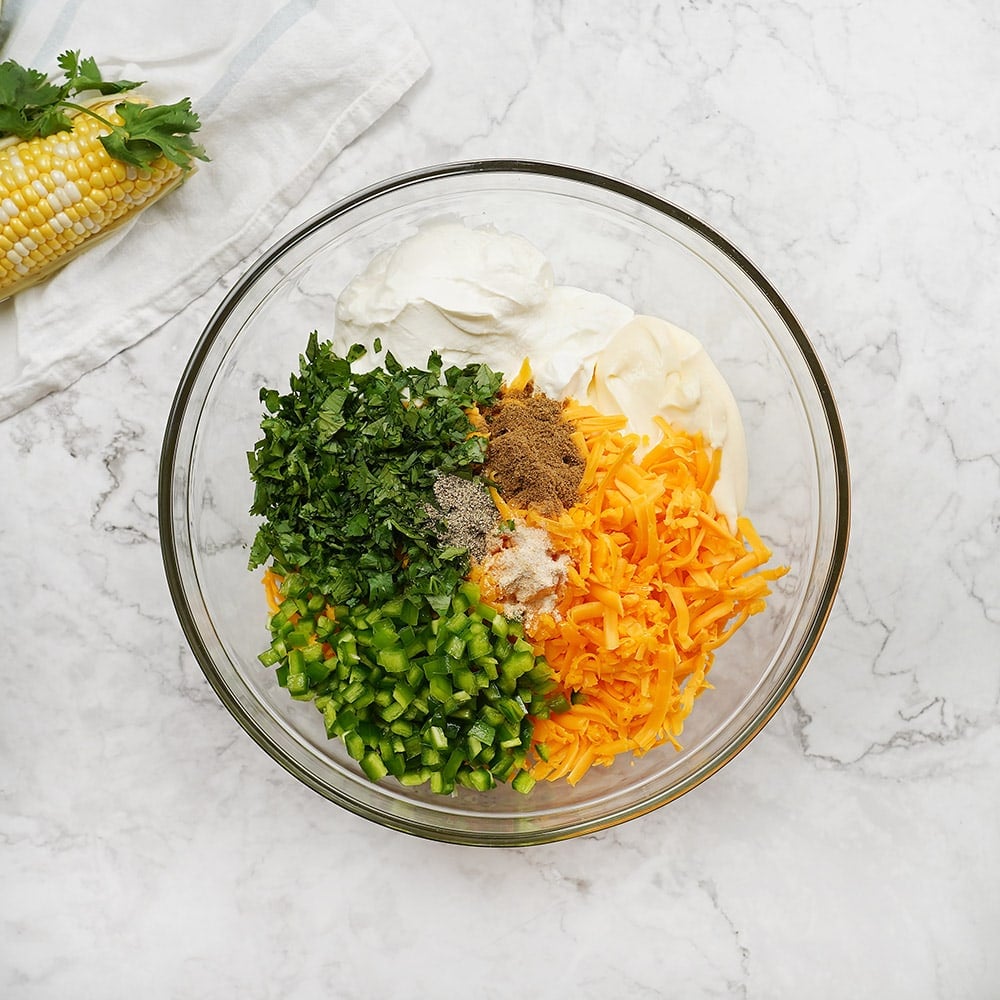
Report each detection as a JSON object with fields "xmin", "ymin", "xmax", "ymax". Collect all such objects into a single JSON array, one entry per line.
[
  {"xmin": 97, "ymin": 97, "xmax": 208, "ymax": 170},
  {"xmin": 0, "ymin": 59, "xmax": 66, "ymax": 139},
  {"xmin": 0, "ymin": 59, "xmax": 63, "ymax": 112},
  {"xmin": 316, "ymin": 387, "xmax": 349, "ymax": 440},
  {"xmin": 56, "ymin": 50, "xmax": 143, "ymax": 96}
]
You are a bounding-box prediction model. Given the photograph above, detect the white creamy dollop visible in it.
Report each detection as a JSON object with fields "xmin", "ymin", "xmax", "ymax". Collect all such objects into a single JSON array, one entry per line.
[
  {"xmin": 565, "ymin": 315, "xmax": 748, "ymax": 527},
  {"xmin": 334, "ymin": 221, "xmax": 748, "ymax": 527},
  {"xmin": 335, "ymin": 222, "xmax": 633, "ymax": 392}
]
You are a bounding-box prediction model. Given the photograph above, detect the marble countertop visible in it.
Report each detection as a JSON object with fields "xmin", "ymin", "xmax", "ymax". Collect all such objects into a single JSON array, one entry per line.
[{"xmin": 3, "ymin": 2, "xmax": 998, "ymax": 997}]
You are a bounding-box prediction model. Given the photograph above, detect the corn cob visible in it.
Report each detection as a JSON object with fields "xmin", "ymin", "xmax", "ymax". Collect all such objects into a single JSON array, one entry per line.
[{"xmin": 0, "ymin": 96, "xmax": 190, "ymax": 299}]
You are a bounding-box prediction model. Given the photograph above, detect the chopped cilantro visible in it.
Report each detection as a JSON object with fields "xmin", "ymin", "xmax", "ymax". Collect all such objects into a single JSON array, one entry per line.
[{"xmin": 248, "ymin": 334, "xmax": 503, "ymax": 608}]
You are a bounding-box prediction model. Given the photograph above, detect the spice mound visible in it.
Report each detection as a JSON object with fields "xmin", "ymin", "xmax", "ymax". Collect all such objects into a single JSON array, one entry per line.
[
  {"xmin": 431, "ymin": 473, "xmax": 499, "ymax": 564},
  {"xmin": 483, "ymin": 384, "xmax": 584, "ymax": 515}
]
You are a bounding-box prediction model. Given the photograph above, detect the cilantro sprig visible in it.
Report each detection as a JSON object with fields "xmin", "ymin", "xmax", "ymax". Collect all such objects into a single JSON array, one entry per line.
[
  {"xmin": 248, "ymin": 335, "xmax": 504, "ymax": 608},
  {"xmin": 0, "ymin": 50, "xmax": 207, "ymax": 170}
]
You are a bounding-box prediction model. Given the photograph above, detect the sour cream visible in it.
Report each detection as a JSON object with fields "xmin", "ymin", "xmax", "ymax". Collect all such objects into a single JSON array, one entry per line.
[
  {"xmin": 334, "ymin": 221, "xmax": 748, "ymax": 528},
  {"xmin": 335, "ymin": 221, "xmax": 632, "ymax": 393}
]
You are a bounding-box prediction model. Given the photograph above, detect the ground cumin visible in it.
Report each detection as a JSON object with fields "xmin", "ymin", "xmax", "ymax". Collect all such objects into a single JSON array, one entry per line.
[{"xmin": 482, "ymin": 383, "xmax": 584, "ymax": 514}]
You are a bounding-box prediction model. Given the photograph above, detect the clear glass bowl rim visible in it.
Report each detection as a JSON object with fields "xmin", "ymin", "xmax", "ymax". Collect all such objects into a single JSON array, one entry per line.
[{"xmin": 158, "ymin": 158, "xmax": 851, "ymax": 846}]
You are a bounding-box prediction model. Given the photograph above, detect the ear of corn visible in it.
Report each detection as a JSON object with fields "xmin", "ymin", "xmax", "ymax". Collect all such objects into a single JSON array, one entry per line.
[{"xmin": 0, "ymin": 96, "xmax": 190, "ymax": 300}]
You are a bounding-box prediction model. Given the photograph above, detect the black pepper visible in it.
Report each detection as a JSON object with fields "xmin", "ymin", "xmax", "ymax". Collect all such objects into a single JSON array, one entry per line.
[{"xmin": 431, "ymin": 474, "xmax": 499, "ymax": 564}]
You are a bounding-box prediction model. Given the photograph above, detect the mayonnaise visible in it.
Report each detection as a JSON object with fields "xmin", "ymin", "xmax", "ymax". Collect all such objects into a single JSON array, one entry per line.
[
  {"xmin": 565, "ymin": 315, "xmax": 747, "ymax": 527},
  {"xmin": 334, "ymin": 221, "xmax": 749, "ymax": 528}
]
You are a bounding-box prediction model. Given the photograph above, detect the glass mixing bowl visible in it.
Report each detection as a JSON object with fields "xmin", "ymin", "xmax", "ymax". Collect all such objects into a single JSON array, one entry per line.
[{"xmin": 159, "ymin": 161, "xmax": 849, "ymax": 846}]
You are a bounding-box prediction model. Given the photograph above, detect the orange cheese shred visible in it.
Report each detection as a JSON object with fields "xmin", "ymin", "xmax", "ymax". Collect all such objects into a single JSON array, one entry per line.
[
  {"xmin": 513, "ymin": 403, "xmax": 787, "ymax": 785},
  {"xmin": 263, "ymin": 567, "xmax": 283, "ymax": 614}
]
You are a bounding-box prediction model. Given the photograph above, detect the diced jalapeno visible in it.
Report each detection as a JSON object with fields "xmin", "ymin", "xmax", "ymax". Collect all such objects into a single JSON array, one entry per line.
[{"xmin": 259, "ymin": 580, "xmax": 561, "ymax": 795}]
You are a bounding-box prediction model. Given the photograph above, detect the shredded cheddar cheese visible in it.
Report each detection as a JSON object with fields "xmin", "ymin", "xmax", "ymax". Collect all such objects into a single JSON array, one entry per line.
[{"xmin": 503, "ymin": 403, "xmax": 787, "ymax": 785}]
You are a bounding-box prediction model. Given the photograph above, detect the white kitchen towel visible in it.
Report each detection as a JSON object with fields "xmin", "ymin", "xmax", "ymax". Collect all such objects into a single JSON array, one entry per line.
[{"xmin": 0, "ymin": 0, "xmax": 428, "ymax": 420}]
